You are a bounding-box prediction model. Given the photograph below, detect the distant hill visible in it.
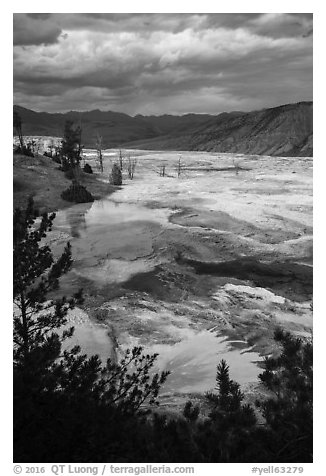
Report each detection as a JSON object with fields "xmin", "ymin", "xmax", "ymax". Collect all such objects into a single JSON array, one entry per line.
[
  {"xmin": 13, "ymin": 105, "xmax": 213, "ymax": 149},
  {"xmin": 125, "ymin": 102, "xmax": 313, "ymax": 157},
  {"xmin": 13, "ymin": 101, "xmax": 313, "ymax": 156}
]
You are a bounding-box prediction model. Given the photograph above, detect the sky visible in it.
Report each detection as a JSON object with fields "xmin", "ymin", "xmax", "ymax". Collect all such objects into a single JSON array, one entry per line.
[{"xmin": 13, "ymin": 13, "xmax": 313, "ymax": 116}]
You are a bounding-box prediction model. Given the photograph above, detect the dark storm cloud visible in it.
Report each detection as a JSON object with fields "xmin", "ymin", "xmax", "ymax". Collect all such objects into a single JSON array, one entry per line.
[
  {"xmin": 14, "ymin": 13, "xmax": 313, "ymax": 45},
  {"xmin": 13, "ymin": 13, "xmax": 62, "ymax": 45},
  {"xmin": 303, "ymin": 29, "xmax": 313, "ymax": 38},
  {"xmin": 26, "ymin": 13, "xmax": 53, "ymax": 20},
  {"xmin": 13, "ymin": 13, "xmax": 313, "ymax": 115},
  {"xmin": 57, "ymin": 12, "xmax": 313, "ymax": 38}
]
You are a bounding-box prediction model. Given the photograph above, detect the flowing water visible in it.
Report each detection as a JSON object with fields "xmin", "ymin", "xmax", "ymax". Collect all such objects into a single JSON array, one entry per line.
[
  {"xmin": 49, "ymin": 192, "xmax": 263, "ymax": 396},
  {"xmin": 148, "ymin": 330, "xmax": 261, "ymax": 395},
  {"xmin": 52, "ymin": 198, "xmax": 170, "ymax": 285}
]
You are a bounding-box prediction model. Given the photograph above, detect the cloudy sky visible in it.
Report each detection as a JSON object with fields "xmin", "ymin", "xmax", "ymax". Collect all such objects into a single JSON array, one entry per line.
[{"xmin": 13, "ymin": 13, "xmax": 313, "ymax": 116}]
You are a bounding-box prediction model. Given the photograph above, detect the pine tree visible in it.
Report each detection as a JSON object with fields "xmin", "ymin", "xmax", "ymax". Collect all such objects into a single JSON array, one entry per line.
[
  {"xmin": 60, "ymin": 120, "xmax": 82, "ymax": 170},
  {"xmin": 109, "ymin": 163, "xmax": 122, "ymax": 185},
  {"xmin": 59, "ymin": 119, "xmax": 83, "ymax": 187},
  {"xmin": 59, "ymin": 120, "xmax": 94, "ymax": 202},
  {"xmin": 257, "ymin": 329, "xmax": 313, "ymax": 462},
  {"xmin": 13, "ymin": 198, "xmax": 169, "ymax": 462},
  {"xmin": 13, "ymin": 196, "xmax": 81, "ymax": 367},
  {"xmin": 201, "ymin": 359, "xmax": 257, "ymax": 462}
]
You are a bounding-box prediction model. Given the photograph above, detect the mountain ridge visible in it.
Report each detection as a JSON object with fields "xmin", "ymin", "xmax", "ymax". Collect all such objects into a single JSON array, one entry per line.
[
  {"xmin": 124, "ymin": 102, "xmax": 313, "ymax": 157},
  {"xmin": 13, "ymin": 101, "xmax": 313, "ymax": 156}
]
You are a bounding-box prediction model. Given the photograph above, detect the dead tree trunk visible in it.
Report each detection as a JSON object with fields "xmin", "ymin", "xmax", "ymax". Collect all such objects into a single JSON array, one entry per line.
[
  {"xmin": 119, "ymin": 149, "xmax": 124, "ymax": 171},
  {"xmin": 127, "ymin": 155, "xmax": 137, "ymax": 179},
  {"xmin": 176, "ymin": 156, "xmax": 182, "ymax": 178},
  {"xmin": 159, "ymin": 164, "xmax": 166, "ymax": 177},
  {"xmin": 95, "ymin": 133, "xmax": 104, "ymax": 173}
]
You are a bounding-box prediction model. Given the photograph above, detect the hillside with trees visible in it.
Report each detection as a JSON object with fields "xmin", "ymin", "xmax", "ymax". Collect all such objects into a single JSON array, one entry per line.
[{"xmin": 13, "ymin": 111, "xmax": 114, "ymax": 213}]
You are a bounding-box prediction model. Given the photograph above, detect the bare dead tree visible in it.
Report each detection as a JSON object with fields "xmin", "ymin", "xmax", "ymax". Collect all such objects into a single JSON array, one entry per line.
[
  {"xmin": 13, "ymin": 110, "xmax": 24, "ymax": 151},
  {"xmin": 81, "ymin": 152, "xmax": 86, "ymax": 169},
  {"xmin": 119, "ymin": 149, "xmax": 124, "ymax": 171},
  {"xmin": 159, "ymin": 164, "xmax": 166, "ymax": 177},
  {"xmin": 127, "ymin": 155, "xmax": 137, "ymax": 179},
  {"xmin": 233, "ymin": 158, "xmax": 240, "ymax": 175},
  {"xmin": 48, "ymin": 138, "xmax": 55, "ymax": 157},
  {"xmin": 77, "ymin": 114, "xmax": 83, "ymax": 161},
  {"xmin": 176, "ymin": 155, "xmax": 183, "ymax": 178},
  {"xmin": 95, "ymin": 133, "xmax": 104, "ymax": 173}
]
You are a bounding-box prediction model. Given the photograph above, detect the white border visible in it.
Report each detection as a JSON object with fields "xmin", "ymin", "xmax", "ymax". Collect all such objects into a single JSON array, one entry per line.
[{"xmin": 3, "ymin": 3, "xmax": 322, "ymax": 474}]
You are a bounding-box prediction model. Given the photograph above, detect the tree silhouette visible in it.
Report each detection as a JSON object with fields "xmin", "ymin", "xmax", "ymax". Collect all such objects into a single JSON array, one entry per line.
[
  {"xmin": 109, "ymin": 163, "xmax": 122, "ymax": 185},
  {"xmin": 95, "ymin": 133, "xmax": 104, "ymax": 173},
  {"xmin": 13, "ymin": 198, "xmax": 169, "ymax": 462},
  {"xmin": 13, "ymin": 196, "xmax": 80, "ymax": 364},
  {"xmin": 13, "ymin": 110, "xmax": 24, "ymax": 152},
  {"xmin": 59, "ymin": 120, "xmax": 94, "ymax": 202},
  {"xmin": 201, "ymin": 359, "xmax": 257, "ymax": 462},
  {"xmin": 60, "ymin": 120, "xmax": 82, "ymax": 170},
  {"xmin": 257, "ymin": 329, "xmax": 313, "ymax": 462}
]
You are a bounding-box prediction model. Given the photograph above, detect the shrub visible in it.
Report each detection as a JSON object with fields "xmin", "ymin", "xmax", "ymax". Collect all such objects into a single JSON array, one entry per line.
[
  {"xmin": 14, "ymin": 144, "xmax": 34, "ymax": 157},
  {"xmin": 109, "ymin": 163, "xmax": 122, "ymax": 185},
  {"xmin": 61, "ymin": 182, "xmax": 94, "ymax": 203},
  {"xmin": 83, "ymin": 163, "xmax": 93, "ymax": 174}
]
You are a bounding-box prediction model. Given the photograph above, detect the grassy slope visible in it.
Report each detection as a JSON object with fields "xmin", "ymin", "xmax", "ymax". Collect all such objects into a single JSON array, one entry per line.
[{"xmin": 13, "ymin": 153, "xmax": 115, "ymax": 213}]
